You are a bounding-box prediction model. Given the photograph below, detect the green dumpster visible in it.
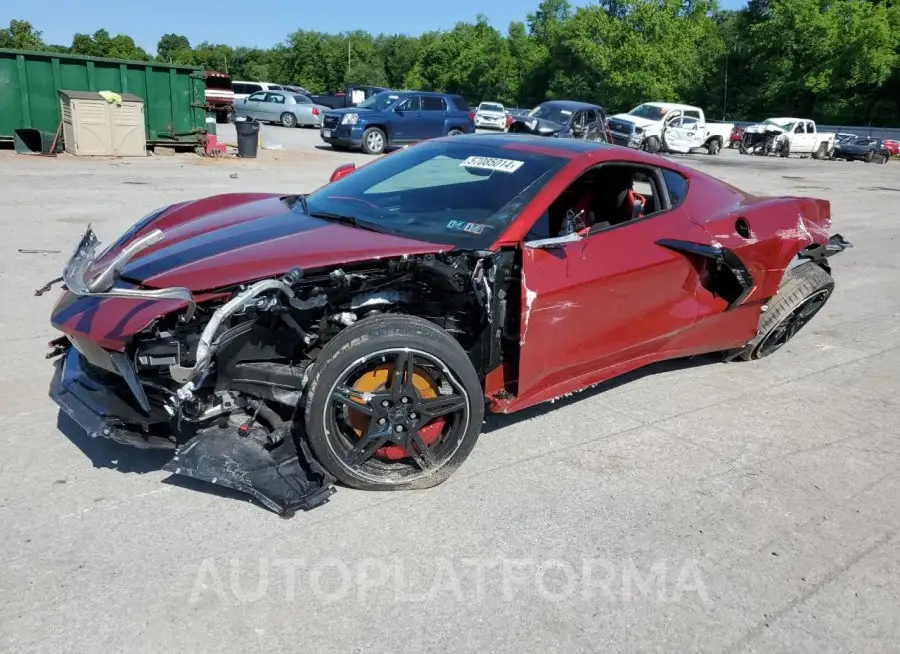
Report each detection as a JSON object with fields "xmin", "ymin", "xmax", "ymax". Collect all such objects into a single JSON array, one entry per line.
[{"xmin": 0, "ymin": 48, "xmax": 207, "ymax": 147}]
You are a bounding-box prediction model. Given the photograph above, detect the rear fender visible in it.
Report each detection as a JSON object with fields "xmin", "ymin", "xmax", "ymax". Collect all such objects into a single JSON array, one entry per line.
[{"xmin": 698, "ymin": 197, "xmax": 834, "ymax": 304}]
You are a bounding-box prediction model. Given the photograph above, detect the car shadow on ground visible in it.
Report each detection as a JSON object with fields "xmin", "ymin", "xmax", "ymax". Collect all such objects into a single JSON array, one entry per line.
[
  {"xmin": 54, "ymin": 353, "xmax": 726, "ymax": 513},
  {"xmin": 56, "ymin": 411, "xmax": 172, "ymax": 474},
  {"xmin": 481, "ymin": 354, "xmax": 722, "ymax": 434}
]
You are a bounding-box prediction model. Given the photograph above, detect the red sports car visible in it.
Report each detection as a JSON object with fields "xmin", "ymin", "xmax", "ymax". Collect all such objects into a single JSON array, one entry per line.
[{"xmin": 42, "ymin": 135, "xmax": 851, "ymax": 515}]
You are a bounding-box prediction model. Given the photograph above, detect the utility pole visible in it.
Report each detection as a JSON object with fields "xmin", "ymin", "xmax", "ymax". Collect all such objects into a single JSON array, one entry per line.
[
  {"xmin": 723, "ymin": 53, "xmax": 728, "ymax": 121},
  {"xmin": 347, "ymin": 38, "xmax": 351, "ymax": 80}
]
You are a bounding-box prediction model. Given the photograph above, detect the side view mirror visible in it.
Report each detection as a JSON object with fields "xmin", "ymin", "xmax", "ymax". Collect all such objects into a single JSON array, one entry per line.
[
  {"xmin": 524, "ymin": 227, "xmax": 589, "ymax": 250},
  {"xmin": 243, "ymin": 99, "xmax": 248, "ymax": 104},
  {"xmin": 329, "ymin": 163, "xmax": 356, "ymax": 183}
]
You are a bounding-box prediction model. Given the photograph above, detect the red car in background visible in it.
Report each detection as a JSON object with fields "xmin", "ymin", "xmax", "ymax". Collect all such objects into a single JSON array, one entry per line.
[
  {"xmin": 883, "ymin": 139, "xmax": 900, "ymax": 157},
  {"xmin": 42, "ymin": 135, "xmax": 851, "ymax": 515},
  {"xmin": 730, "ymin": 124, "xmax": 745, "ymax": 148}
]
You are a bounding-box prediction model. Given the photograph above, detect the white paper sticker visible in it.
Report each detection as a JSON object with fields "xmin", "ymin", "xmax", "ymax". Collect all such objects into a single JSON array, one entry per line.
[{"xmin": 459, "ymin": 156, "xmax": 524, "ymax": 174}]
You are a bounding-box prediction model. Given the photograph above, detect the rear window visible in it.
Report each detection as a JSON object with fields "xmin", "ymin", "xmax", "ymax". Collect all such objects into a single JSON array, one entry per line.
[
  {"xmin": 450, "ymin": 95, "xmax": 469, "ymax": 112},
  {"xmin": 234, "ymin": 83, "xmax": 261, "ymax": 94},
  {"xmin": 304, "ymin": 141, "xmax": 568, "ymax": 248},
  {"xmin": 479, "ymin": 103, "xmax": 504, "ymax": 113},
  {"xmin": 422, "ymin": 96, "xmax": 445, "ymax": 111},
  {"xmin": 294, "ymin": 95, "xmax": 311, "ymax": 103}
]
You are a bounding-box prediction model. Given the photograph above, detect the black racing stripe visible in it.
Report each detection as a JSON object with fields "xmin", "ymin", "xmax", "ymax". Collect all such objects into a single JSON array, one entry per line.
[{"xmin": 123, "ymin": 209, "xmax": 327, "ymax": 282}]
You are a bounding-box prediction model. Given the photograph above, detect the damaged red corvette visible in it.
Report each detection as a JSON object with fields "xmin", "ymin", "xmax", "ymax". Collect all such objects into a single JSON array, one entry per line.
[{"xmin": 41, "ymin": 134, "xmax": 851, "ymax": 515}]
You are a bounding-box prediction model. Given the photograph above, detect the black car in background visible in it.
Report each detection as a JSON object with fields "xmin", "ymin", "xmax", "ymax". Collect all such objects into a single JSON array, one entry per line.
[
  {"xmin": 833, "ymin": 137, "xmax": 891, "ymax": 164},
  {"xmin": 507, "ymin": 100, "xmax": 610, "ymax": 142}
]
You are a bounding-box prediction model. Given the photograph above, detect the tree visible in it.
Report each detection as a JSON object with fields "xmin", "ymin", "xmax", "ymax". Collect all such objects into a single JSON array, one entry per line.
[
  {"xmin": 157, "ymin": 33, "xmax": 190, "ymax": 62},
  {"xmin": 0, "ymin": 19, "xmax": 44, "ymax": 50},
  {"xmin": 3, "ymin": 3, "xmax": 898, "ymax": 125}
]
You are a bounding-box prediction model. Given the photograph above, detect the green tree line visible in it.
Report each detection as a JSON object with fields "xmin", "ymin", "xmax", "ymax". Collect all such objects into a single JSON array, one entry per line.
[{"xmin": 3, "ymin": 0, "xmax": 899, "ymax": 124}]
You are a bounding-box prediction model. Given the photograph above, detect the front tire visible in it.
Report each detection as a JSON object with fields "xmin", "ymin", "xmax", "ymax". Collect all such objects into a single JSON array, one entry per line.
[
  {"xmin": 641, "ymin": 136, "xmax": 660, "ymax": 154},
  {"xmin": 361, "ymin": 127, "xmax": 386, "ymax": 154},
  {"xmin": 737, "ymin": 262, "xmax": 834, "ymax": 361},
  {"xmin": 304, "ymin": 314, "xmax": 484, "ymax": 491}
]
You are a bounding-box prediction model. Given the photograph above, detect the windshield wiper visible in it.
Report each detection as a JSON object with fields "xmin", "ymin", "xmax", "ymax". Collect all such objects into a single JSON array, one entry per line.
[
  {"xmin": 298, "ymin": 194, "xmax": 309, "ymax": 215},
  {"xmin": 308, "ymin": 211, "xmax": 371, "ymax": 230}
]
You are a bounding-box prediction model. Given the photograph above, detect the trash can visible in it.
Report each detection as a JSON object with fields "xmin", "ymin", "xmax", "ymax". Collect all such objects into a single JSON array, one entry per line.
[
  {"xmin": 235, "ymin": 119, "xmax": 260, "ymax": 158},
  {"xmin": 13, "ymin": 128, "xmax": 62, "ymax": 155}
]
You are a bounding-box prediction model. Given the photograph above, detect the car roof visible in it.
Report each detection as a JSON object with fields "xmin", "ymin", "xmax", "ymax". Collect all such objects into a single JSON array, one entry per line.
[
  {"xmin": 432, "ymin": 132, "xmax": 627, "ymax": 155},
  {"xmin": 539, "ymin": 100, "xmax": 604, "ymax": 111},
  {"xmin": 639, "ymin": 102, "xmax": 699, "ymax": 111}
]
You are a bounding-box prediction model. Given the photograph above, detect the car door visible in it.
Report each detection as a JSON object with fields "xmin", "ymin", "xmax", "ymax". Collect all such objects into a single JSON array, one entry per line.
[
  {"xmin": 419, "ymin": 96, "xmax": 449, "ymax": 139},
  {"xmin": 790, "ymin": 122, "xmax": 811, "ymax": 152},
  {"xmin": 514, "ymin": 162, "xmax": 737, "ymax": 404},
  {"xmin": 663, "ymin": 117, "xmax": 703, "ymax": 152},
  {"xmin": 391, "ymin": 95, "xmax": 422, "ymax": 142},
  {"xmin": 264, "ymin": 92, "xmax": 287, "ymax": 121},
  {"xmin": 242, "ymin": 91, "xmax": 268, "ymax": 119}
]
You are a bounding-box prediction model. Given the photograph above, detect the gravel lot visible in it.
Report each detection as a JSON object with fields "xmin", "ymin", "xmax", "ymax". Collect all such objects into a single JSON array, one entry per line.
[{"xmin": 1, "ymin": 136, "xmax": 898, "ymax": 653}]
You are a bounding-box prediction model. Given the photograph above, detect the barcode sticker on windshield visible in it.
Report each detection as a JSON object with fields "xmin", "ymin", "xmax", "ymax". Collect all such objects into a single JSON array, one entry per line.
[{"xmin": 460, "ymin": 156, "xmax": 524, "ymax": 174}]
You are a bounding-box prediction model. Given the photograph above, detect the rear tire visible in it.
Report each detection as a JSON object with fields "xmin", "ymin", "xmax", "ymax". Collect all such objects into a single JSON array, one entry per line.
[
  {"xmin": 812, "ymin": 142, "xmax": 828, "ymax": 160},
  {"xmin": 874, "ymin": 152, "xmax": 888, "ymax": 164},
  {"xmin": 707, "ymin": 138, "xmax": 722, "ymax": 155},
  {"xmin": 281, "ymin": 112, "xmax": 297, "ymax": 128},
  {"xmin": 304, "ymin": 314, "xmax": 484, "ymax": 491},
  {"xmin": 737, "ymin": 262, "xmax": 834, "ymax": 361},
  {"xmin": 448, "ymin": 128, "xmax": 464, "ymax": 136}
]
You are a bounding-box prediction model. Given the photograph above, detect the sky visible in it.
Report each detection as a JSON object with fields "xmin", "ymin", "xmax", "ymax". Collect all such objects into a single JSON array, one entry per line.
[{"xmin": 6, "ymin": 0, "xmax": 748, "ymax": 54}]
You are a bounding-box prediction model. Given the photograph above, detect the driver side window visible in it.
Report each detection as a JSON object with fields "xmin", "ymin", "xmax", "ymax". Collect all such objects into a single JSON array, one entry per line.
[
  {"xmin": 397, "ymin": 96, "xmax": 421, "ymax": 111},
  {"xmin": 525, "ymin": 164, "xmax": 667, "ymax": 241}
]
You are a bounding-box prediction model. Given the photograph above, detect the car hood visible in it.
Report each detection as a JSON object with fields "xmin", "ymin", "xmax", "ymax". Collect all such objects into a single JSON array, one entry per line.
[
  {"xmin": 745, "ymin": 123, "xmax": 788, "ymax": 134},
  {"xmin": 511, "ymin": 116, "xmax": 567, "ymax": 135},
  {"xmin": 325, "ymin": 107, "xmax": 379, "ymax": 115},
  {"xmin": 609, "ymin": 114, "xmax": 660, "ymax": 129},
  {"xmin": 98, "ymin": 193, "xmax": 452, "ymax": 292}
]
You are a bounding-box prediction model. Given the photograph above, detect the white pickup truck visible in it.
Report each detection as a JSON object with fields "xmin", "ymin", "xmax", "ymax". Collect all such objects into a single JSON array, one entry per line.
[
  {"xmin": 606, "ymin": 102, "xmax": 733, "ymax": 155},
  {"xmin": 740, "ymin": 118, "xmax": 836, "ymax": 159}
]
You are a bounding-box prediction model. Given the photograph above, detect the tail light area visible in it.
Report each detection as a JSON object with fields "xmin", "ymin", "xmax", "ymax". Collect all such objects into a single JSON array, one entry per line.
[
  {"xmin": 312, "ymin": 107, "xmax": 320, "ymax": 116},
  {"xmin": 467, "ymin": 112, "xmax": 475, "ymax": 122}
]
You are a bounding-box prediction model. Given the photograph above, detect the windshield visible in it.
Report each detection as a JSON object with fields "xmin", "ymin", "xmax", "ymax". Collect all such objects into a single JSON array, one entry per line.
[
  {"xmin": 628, "ymin": 104, "xmax": 669, "ymax": 120},
  {"xmin": 763, "ymin": 119, "xmax": 794, "ymax": 130},
  {"xmin": 529, "ymin": 104, "xmax": 574, "ymax": 125},
  {"xmin": 479, "ymin": 103, "xmax": 504, "ymax": 113},
  {"xmin": 303, "ymin": 141, "xmax": 568, "ymax": 249},
  {"xmin": 358, "ymin": 91, "xmax": 402, "ymax": 111}
]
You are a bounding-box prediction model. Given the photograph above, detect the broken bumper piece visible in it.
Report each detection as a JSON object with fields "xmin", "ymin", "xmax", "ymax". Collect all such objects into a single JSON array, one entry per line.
[{"xmin": 49, "ymin": 349, "xmax": 336, "ymax": 516}]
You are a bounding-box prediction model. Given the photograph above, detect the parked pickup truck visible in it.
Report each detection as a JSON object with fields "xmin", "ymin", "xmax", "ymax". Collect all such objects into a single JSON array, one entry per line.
[
  {"xmin": 606, "ymin": 102, "xmax": 733, "ymax": 155},
  {"xmin": 309, "ymin": 84, "xmax": 392, "ymax": 110},
  {"xmin": 740, "ymin": 118, "xmax": 836, "ymax": 159},
  {"xmin": 320, "ymin": 90, "xmax": 474, "ymax": 154}
]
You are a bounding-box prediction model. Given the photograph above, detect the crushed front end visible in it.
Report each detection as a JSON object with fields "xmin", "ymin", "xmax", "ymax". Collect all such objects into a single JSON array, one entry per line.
[
  {"xmin": 43, "ymin": 222, "xmax": 503, "ymax": 515},
  {"xmin": 44, "ymin": 226, "xmax": 336, "ymax": 516}
]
